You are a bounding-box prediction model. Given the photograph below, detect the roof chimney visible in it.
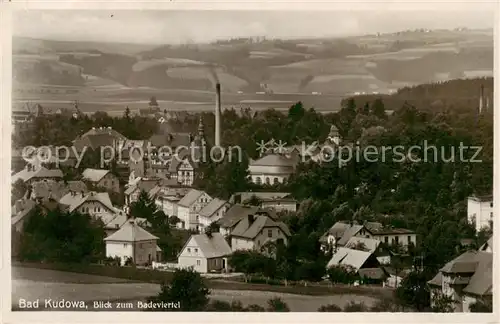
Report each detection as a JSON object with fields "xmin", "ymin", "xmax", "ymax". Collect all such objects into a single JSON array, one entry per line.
[
  {"xmin": 215, "ymin": 83, "xmax": 221, "ymax": 147},
  {"xmin": 248, "ymin": 214, "xmax": 255, "ymax": 224}
]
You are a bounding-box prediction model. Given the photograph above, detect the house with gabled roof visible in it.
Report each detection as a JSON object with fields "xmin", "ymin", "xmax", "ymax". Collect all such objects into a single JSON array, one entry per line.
[
  {"xmin": 320, "ymin": 220, "xmax": 416, "ymax": 252},
  {"xmin": 59, "ymin": 191, "xmax": 116, "ymax": 225},
  {"xmin": 82, "ymin": 168, "xmax": 120, "ymax": 193},
  {"xmin": 154, "ymin": 187, "xmax": 191, "ymax": 218},
  {"xmin": 12, "ymin": 164, "xmax": 63, "ymax": 185},
  {"xmin": 217, "ymin": 204, "xmax": 261, "ymax": 237},
  {"xmin": 104, "ymin": 219, "xmax": 160, "ymax": 266},
  {"xmin": 197, "ymin": 198, "xmax": 230, "ymax": 233},
  {"xmin": 124, "ymin": 177, "xmax": 165, "ymax": 205},
  {"xmin": 326, "ymin": 247, "xmax": 380, "ymax": 273},
  {"xmin": 230, "ymin": 213, "xmax": 291, "ymax": 252},
  {"xmin": 177, "ymin": 189, "xmax": 212, "ymax": 231},
  {"xmin": 177, "ymin": 232, "xmax": 232, "ymax": 273},
  {"xmin": 428, "ymin": 248, "xmax": 492, "ymax": 312}
]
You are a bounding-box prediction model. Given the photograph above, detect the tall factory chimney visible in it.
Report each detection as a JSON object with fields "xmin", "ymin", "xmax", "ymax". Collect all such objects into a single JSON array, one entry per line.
[
  {"xmin": 215, "ymin": 83, "xmax": 221, "ymax": 147},
  {"xmin": 479, "ymin": 84, "xmax": 484, "ymax": 114}
]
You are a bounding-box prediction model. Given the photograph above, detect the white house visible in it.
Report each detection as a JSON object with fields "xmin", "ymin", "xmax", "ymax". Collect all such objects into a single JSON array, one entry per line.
[
  {"xmin": 177, "ymin": 189, "xmax": 212, "ymax": 230},
  {"xmin": 59, "ymin": 191, "xmax": 117, "ymax": 225},
  {"xmin": 197, "ymin": 198, "xmax": 230, "ymax": 233},
  {"xmin": 248, "ymin": 154, "xmax": 298, "ymax": 185},
  {"xmin": 230, "ymin": 213, "xmax": 291, "ymax": 252},
  {"xmin": 467, "ymin": 195, "xmax": 493, "ymax": 232},
  {"xmin": 319, "ymin": 221, "xmax": 417, "ymax": 252},
  {"xmin": 154, "ymin": 187, "xmax": 191, "ymax": 217},
  {"xmin": 104, "ymin": 219, "xmax": 160, "ymax": 266},
  {"xmin": 82, "ymin": 168, "xmax": 120, "ymax": 193},
  {"xmin": 177, "ymin": 232, "xmax": 232, "ymax": 273}
]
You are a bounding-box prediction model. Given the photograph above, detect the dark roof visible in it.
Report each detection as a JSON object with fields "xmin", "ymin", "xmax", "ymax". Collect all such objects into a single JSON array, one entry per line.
[
  {"xmin": 217, "ymin": 204, "xmax": 260, "ymax": 229},
  {"xmin": 231, "ymin": 214, "xmax": 291, "ymax": 239},
  {"xmin": 440, "ymin": 250, "xmax": 483, "ymax": 274},
  {"xmin": 249, "ymin": 154, "xmax": 298, "ymax": 168},
  {"xmin": 429, "ymin": 251, "xmax": 492, "ymax": 297}
]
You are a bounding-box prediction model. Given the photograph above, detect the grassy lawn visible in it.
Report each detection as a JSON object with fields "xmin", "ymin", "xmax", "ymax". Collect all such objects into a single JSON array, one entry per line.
[{"xmin": 13, "ymin": 262, "xmax": 393, "ymax": 300}]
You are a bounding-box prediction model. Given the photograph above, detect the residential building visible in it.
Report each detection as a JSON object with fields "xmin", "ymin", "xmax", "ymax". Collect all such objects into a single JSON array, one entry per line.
[
  {"xmin": 59, "ymin": 191, "xmax": 117, "ymax": 225},
  {"xmin": 124, "ymin": 177, "xmax": 166, "ymax": 205},
  {"xmin": 326, "ymin": 247, "xmax": 380, "ymax": 272},
  {"xmin": 11, "ymin": 165, "xmax": 63, "ymax": 185},
  {"xmin": 230, "ymin": 213, "xmax": 291, "ymax": 252},
  {"xmin": 177, "ymin": 189, "xmax": 212, "ymax": 230},
  {"xmin": 467, "ymin": 195, "xmax": 493, "ymax": 232},
  {"xmin": 345, "ymin": 236, "xmax": 381, "ymax": 253},
  {"xmin": 197, "ymin": 198, "xmax": 230, "ymax": 233},
  {"xmin": 248, "ymin": 153, "xmax": 298, "ymax": 185},
  {"xmin": 428, "ymin": 249, "xmax": 492, "ymax": 312},
  {"xmin": 154, "ymin": 187, "xmax": 191, "ymax": 217},
  {"xmin": 354, "ymin": 222, "xmax": 417, "ymax": 248},
  {"xmin": 82, "ymin": 168, "xmax": 120, "ymax": 193},
  {"xmin": 320, "ymin": 220, "xmax": 417, "ymax": 252},
  {"xmin": 104, "ymin": 219, "xmax": 160, "ymax": 266},
  {"xmin": 217, "ymin": 204, "xmax": 262, "ymax": 237},
  {"xmin": 177, "ymin": 232, "xmax": 232, "ymax": 273},
  {"xmin": 230, "ymin": 191, "xmax": 298, "ymax": 213},
  {"xmin": 73, "ymin": 126, "xmax": 128, "ymax": 152}
]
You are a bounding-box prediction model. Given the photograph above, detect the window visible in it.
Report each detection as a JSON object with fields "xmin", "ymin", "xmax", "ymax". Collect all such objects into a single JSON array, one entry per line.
[
  {"xmin": 490, "ymin": 212, "xmax": 493, "ymax": 219},
  {"xmin": 196, "ymin": 260, "xmax": 201, "ymax": 266},
  {"xmin": 274, "ymin": 177, "xmax": 279, "ymax": 184},
  {"xmin": 187, "ymin": 248, "xmax": 191, "ymax": 253},
  {"xmin": 256, "ymin": 177, "xmax": 262, "ymax": 185},
  {"xmin": 395, "ymin": 236, "xmax": 399, "ymax": 244},
  {"xmin": 123, "ymin": 243, "xmax": 127, "ymax": 247},
  {"xmin": 103, "ymin": 180, "xmax": 107, "ymax": 186},
  {"xmin": 265, "ymin": 177, "xmax": 270, "ymax": 185},
  {"xmin": 408, "ymin": 236, "xmax": 412, "ymax": 244},
  {"xmin": 268, "ymin": 229, "xmax": 272, "ymax": 238},
  {"xmin": 257, "ymin": 240, "xmax": 260, "ymax": 246},
  {"xmin": 384, "ymin": 236, "xmax": 389, "ymax": 244},
  {"xmin": 490, "ymin": 202, "xmax": 493, "ymax": 208},
  {"xmin": 194, "ymin": 248, "xmax": 198, "ymax": 253}
]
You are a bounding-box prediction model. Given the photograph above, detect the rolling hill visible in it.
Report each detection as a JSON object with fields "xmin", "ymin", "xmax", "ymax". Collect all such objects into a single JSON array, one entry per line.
[{"xmin": 11, "ymin": 29, "xmax": 494, "ymax": 112}]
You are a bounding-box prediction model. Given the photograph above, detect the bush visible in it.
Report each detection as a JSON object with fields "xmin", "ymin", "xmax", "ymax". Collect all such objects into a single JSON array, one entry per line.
[
  {"xmin": 318, "ymin": 304, "xmax": 342, "ymax": 312},
  {"xmin": 246, "ymin": 304, "xmax": 266, "ymax": 312},
  {"xmin": 267, "ymin": 297, "xmax": 290, "ymax": 312},
  {"xmin": 343, "ymin": 301, "xmax": 368, "ymax": 312}
]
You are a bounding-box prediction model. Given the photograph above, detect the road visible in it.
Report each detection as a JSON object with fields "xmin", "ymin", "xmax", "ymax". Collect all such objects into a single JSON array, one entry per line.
[{"xmin": 11, "ymin": 266, "xmax": 379, "ymax": 312}]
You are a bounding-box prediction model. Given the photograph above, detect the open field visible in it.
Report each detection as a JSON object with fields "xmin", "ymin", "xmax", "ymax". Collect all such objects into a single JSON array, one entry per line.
[
  {"xmin": 11, "ymin": 29, "xmax": 493, "ymax": 99},
  {"xmin": 12, "ymin": 266, "xmax": 380, "ymax": 311}
]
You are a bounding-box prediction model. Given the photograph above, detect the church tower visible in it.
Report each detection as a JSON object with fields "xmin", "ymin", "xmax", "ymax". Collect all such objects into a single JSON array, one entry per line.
[{"xmin": 327, "ymin": 124, "xmax": 341, "ymax": 145}]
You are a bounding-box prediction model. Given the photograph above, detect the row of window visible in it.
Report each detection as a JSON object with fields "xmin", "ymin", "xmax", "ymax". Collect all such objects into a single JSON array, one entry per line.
[
  {"xmin": 255, "ymin": 177, "xmax": 280, "ymax": 185},
  {"xmin": 81, "ymin": 206, "xmax": 102, "ymax": 213},
  {"xmin": 383, "ymin": 235, "xmax": 413, "ymax": 245},
  {"xmin": 187, "ymin": 247, "xmax": 198, "ymax": 253}
]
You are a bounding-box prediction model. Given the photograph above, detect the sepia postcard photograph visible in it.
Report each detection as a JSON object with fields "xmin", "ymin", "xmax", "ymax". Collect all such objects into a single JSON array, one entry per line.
[{"xmin": 1, "ymin": 1, "xmax": 497, "ymax": 322}]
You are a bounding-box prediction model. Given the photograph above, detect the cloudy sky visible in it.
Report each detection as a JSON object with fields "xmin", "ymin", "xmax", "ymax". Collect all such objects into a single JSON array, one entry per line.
[{"xmin": 13, "ymin": 9, "xmax": 494, "ymax": 44}]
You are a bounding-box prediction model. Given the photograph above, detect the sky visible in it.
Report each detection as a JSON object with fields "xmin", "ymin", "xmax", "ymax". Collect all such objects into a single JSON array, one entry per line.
[{"xmin": 13, "ymin": 9, "xmax": 495, "ymax": 45}]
